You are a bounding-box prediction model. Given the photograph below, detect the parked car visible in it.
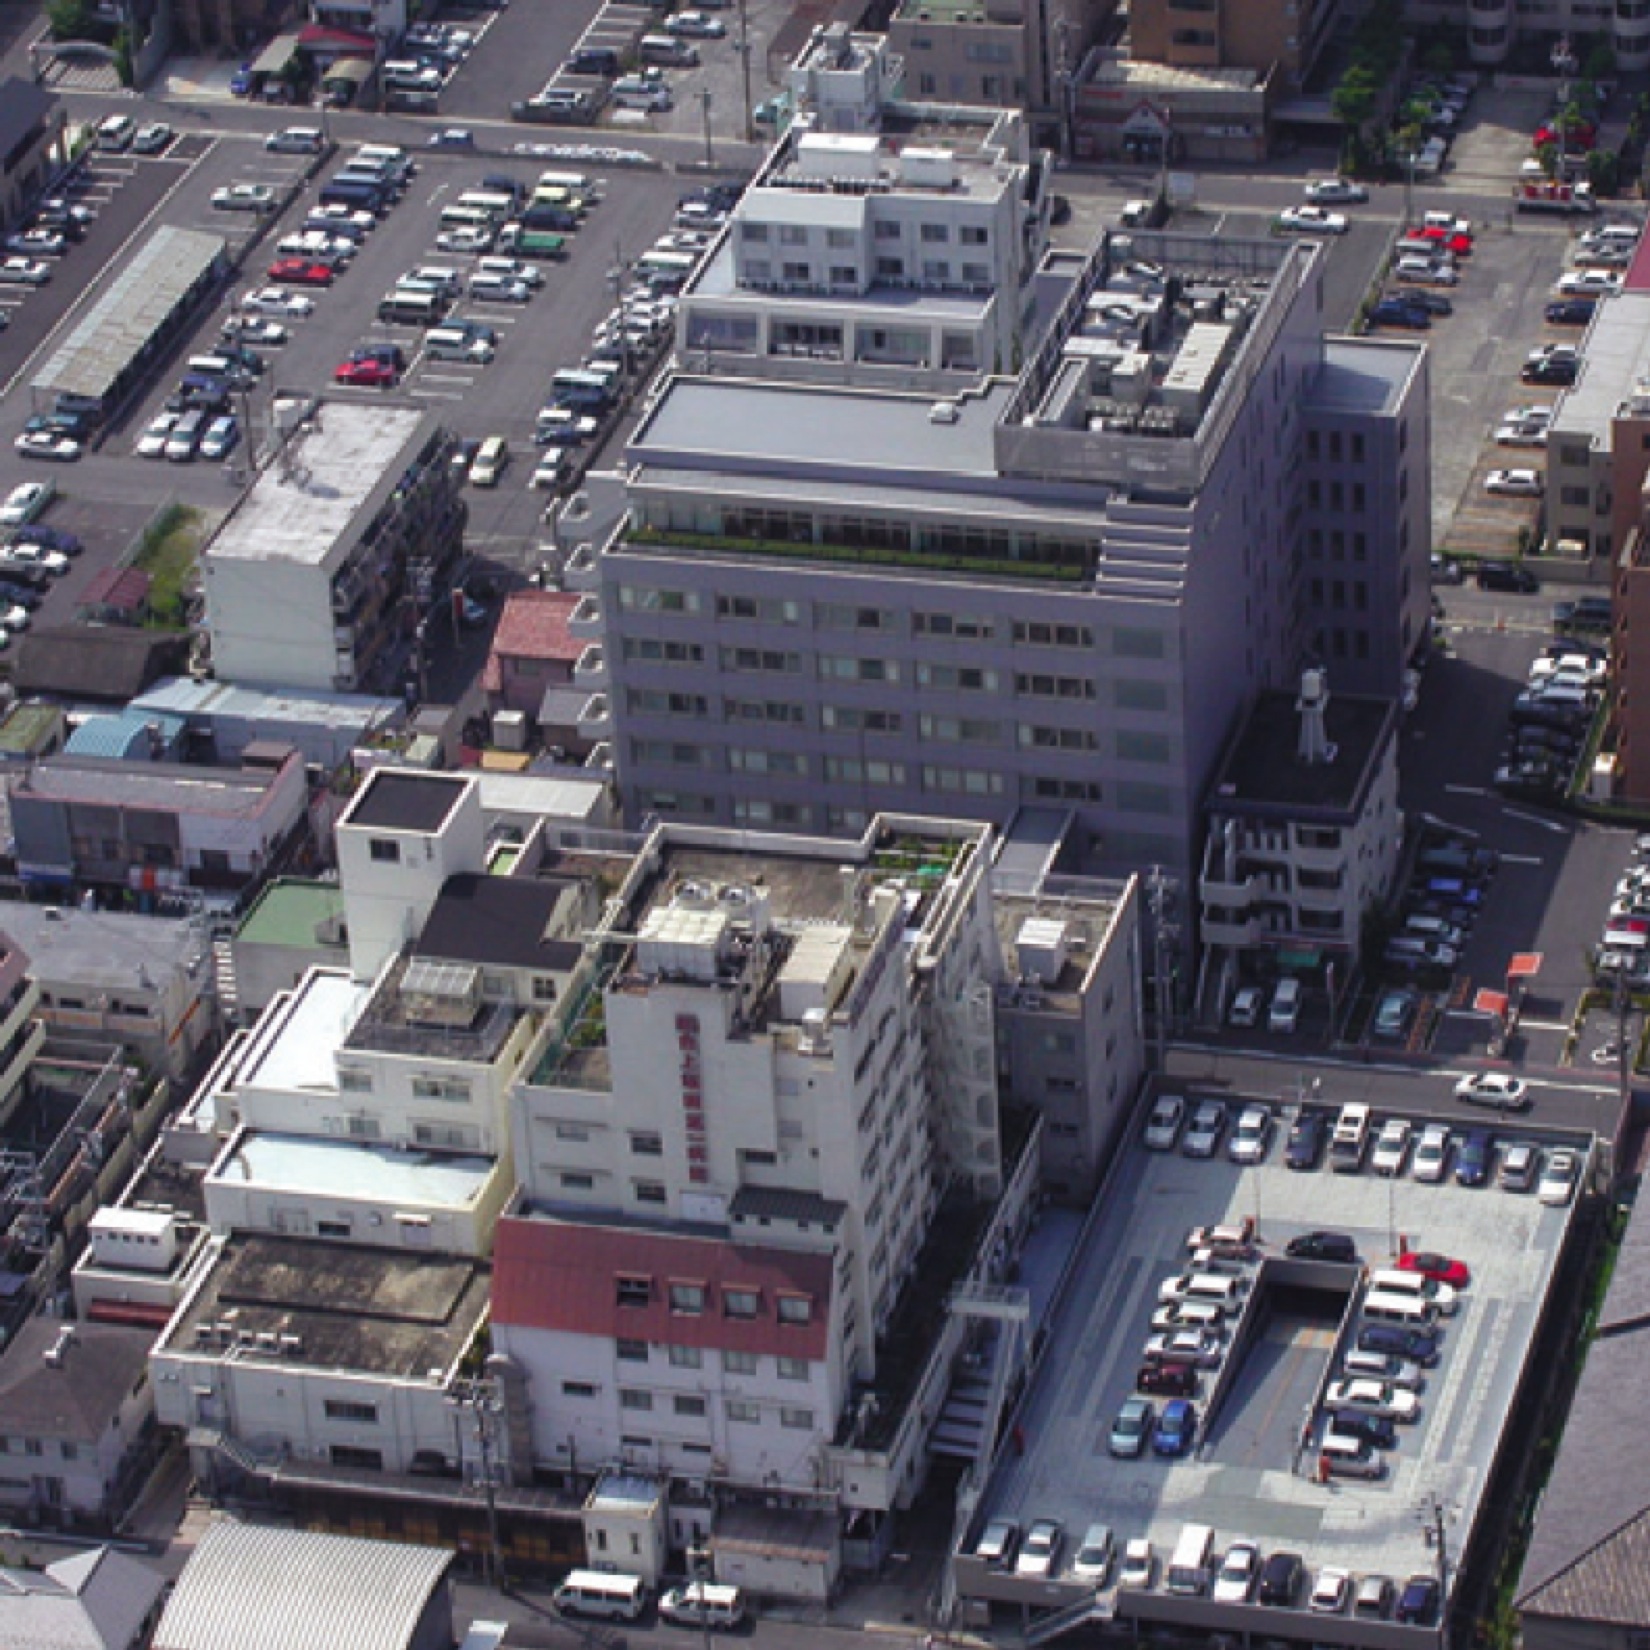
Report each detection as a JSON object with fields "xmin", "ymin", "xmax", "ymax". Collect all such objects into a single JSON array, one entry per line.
[
  {"xmin": 1284, "ymin": 1109, "xmax": 1327, "ymax": 1170},
  {"xmin": 1228, "ymin": 985, "xmax": 1263, "ymax": 1027},
  {"xmin": 212, "ymin": 183, "xmax": 277, "ymax": 212},
  {"xmin": 1109, "ymin": 1396, "xmax": 1154, "ymax": 1458},
  {"xmin": 975, "ymin": 1519, "xmax": 1019, "ymax": 1566},
  {"xmin": 1212, "ymin": 1541, "xmax": 1261, "ymax": 1603},
  {"xmin": 1478, "ymin": 561, "xmax": 1541, "ymax": 590},
  {"xmin": 132, "ymin": 121, "xmax": 174, "ymax": 153},
  {"xmin": 199, "ymin": 415, "xmax": 239, "ymax": 461},
  {"xmin": 1142, "ymin": 1094, "xmax": 1184, "ymax": 1151},
  {"xmin": 1305, "ymin": 178, "xmax": 1368, "ymax": 204},
  {"xmin": 268, "ymin": 257, "xmax": 334, "ymax": 287},
  {"xmin": 1370, "ymin": 1118, "xmax": 1413, "ymax": 1177},
  {"xmin": 1311, "ymin": 1567, "xmax": 1353, "ymax": 1613},
  {"xmin": 1324, "ymin": 1378, "xmax": 1420, "ymax": 1421},
  {"xmin": 1486, "ymin": 468, "xmax": 1544, "ymax": 497},
  {"xmin": 1357, "ymin": 1323, "xmax": 1441, "ymax": 1367},
  {"xmin": 1538, "ymin": 1148, "xmax": 1580, "ymax": 1205},
  {"xmin": 1500, "ymin": 1141, "xmax": 1541, "ymax": 1191},
  {"xmin": 14, "ymin": 430, "xmax": 80, "ymax": 462},
  {"xmin": 1396, "ymin": 1250, "xmax": 1470, "ymax": 1287},
  {"xmin": 1070, "ymin": 1524, "xmax": 1115, "ymax": 1584},
  {"xmin": 1136, "ymin": 1361, "xmax": 1198, "ymax": 1397},
  {"xmin": 1181, "ymin": 1099, "xmax": 1226, "ymax": 1158},
  {"xmin": 1142, "ymin": 1329, "xmax": 1223, "ymax": 1369},
  {"xmin": 0, "ymin": 481, "xmax": 54, "ymax": 526},
  {"xmin": 1328, "ymin": 1408, "xmax": 1399, "ymax": 1449},
  {"xmin": 1015, "ymin": 1520, "xmax": 1064, "ymax": 1579},
  {"xmin": 1411, "ymin": 1124, "xmax": 1452, "ymax": 1183},
  {"xmin": 0, "ymin": 257, "xmax": 51, "ymax": 286},
  {"xmin": 1454, "ymin": 1129, "xmax": 1493, "ymax": 1187},
  {"xmin": 1279, "ymin": 205, "xmax": 1348, "ymax": 235},
  {"xmin": 1396, "ymin": 1575, "xmax": 1441, "ymax": 1626},
  {"xmin": 241, "ymin": 287, "xmax": 315, "ymax": 319},
  {"xmin": 1152, "ymin": 1398, "xmax": 1197, "ymax": 1458},
  {"xmin": 1286, "ymin": 1230, "xmax": 1358, "ymax": 1263},
  {"xmin": 1227, "ymin": 1105, "xmax": 1272, "ymax": 1165},
  {"xmin": 1258, "ymin": 1552, "xmax": 1304, "ymax": 1607},
  {"xmin": 1370, "ymin": 298, "xmax": 1431, "ymax": 329},
  {"xmin": 1372, "ymin": 988, "xmax": 1418, "ymax": 1040},
  {"xmin": 1118, "ymin": 1539, "xmax": 1155, "ymax": 1589}
]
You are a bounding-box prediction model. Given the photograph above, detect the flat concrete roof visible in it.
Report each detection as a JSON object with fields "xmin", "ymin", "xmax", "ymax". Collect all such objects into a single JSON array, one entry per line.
[
  {"xmin": 968, "ymin": 1093, "xmax": 1584, "ymax": 1627},
  {"xmin": 213, "ymin": 1131, "xmax": 492, "ymax": 1208},
  {"xmin": 1552, "ymin": 290, "xmax": 1650, "ymax": 443},
  {"xmin": 1308, "ymin": 338, "xmax": 1422, "ymax": 417},
  {"xmin": 633, "ymin": 375, "xmax": 1012, "ymax": 478},
  {"xmin": 239, "ymin": 969, "xmax": 368, "ymax": 1096},
  {"xmin": 206, "ymin": 401, "xmax": 431, "ymax": 567}
]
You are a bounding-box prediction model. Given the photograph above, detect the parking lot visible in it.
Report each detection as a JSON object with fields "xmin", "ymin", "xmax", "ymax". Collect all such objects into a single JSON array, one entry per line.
[{"xmin": 963, "ymin": 1097, "xmax": 1588, "ymax": 1627}]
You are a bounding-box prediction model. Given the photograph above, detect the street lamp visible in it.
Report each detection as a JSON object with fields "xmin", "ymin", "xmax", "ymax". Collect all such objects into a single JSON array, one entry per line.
[{"xmin": 448, "ymin": 1377, "xmax": 505, "ymax": 1589}]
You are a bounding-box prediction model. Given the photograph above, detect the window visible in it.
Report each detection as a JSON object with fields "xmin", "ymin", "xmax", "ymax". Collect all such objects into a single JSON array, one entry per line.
[
  {"xmin": 670, "ymin": 1282, "xmax": 706, "ymax": 1314},
  {"xmin": 368, "ymin": 839, "xmax": 400, "ymax": 863},
  {"xmin": 617, "ymin": 1338, "xmax": 649, "ymax": 1362},
  {"xmin": 555, "ymin": 1123, "xmax": 589, "ymax": 1142},
  {"xmin": 778, "ymin": 1356, "xmax": 809, "ymax": 1381},
  {"xmin": 725, "ymin": 1289, "xmax": 760, "ymax": 1319},
  {"xmin": 728, "ymin": 1400, "xmax": 760, "ymax": 1423},
  {"xmin": 412, "ymin": 1075, "xmax": 471, "ymax": 1103},
  {"xmin": 532, "ymin": 975, "xmax": 558, "ymax": 1003},
  {"xmin": 674, "ymin": 1395, "xmax": 708, "ymax": 1417},
  {"xmin": 669, "ymin": 1344, "xmax": 704, "ymax": 1369},
  {"xmin": 960, "ymin": 225, "xmax": 988, "ymax": 245},
  {"xmin": 617, "ymin": 1276, "xmax": 652, "ymax": 1307},
  {"xmin": 561, "ymin": 1172, "xmax": 594, "ymax": 1190},
  {"xmin": 1118, "ymin": 730, "xmax": 1170, "ymax": 762},
  {"xmin": 635, "ymin": 1181, "xmax": 667, "ymax": 1205},
  {"xmin": 317, "ymin": 1219, "xmax": 352, "ymax": 1238},
  {"xmin": 781, "ymin": 1407, "xmax": 815, "ymax": 1430},
  {"xmin": 1114, "ymin": 626, "xmax": 1166, "ymax": 659},
  {"xmin": 1115, "ymin": 679, "xmax": 1167, "ymax": 711},
  {"xmin": 742, "ymin": 222, "xmax": 769, "ymax": 243},
  {"xmin": 324, "ymin": 1399, "xmax": 378, "ymax": 1423},
  {"xmin": 725, "ymin": 1349, "xmax": 758, "ymax": 1375},
  {"xmin": 777, "ymin": 1295, "xmax": 814, "ymax": 1325},
  {"xmin": 338, "ymin": 1068, "xmax": 372, "ymax": 1094},
  {"xmin": 620, "ymin": 1389, "xmax": 654, "ymax": 1411},
  {"xmin": 563, "ymin": 1380, "xmax": 598, "ymax": 1398},
  {"xmin": 921, "ymin": 223, "xmax": 950, "ymax": 243}
]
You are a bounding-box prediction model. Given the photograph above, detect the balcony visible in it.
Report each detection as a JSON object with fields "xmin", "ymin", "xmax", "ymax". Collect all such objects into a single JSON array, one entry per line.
[
  {"xmin": 577, "ymin": 693, "xmax": 612, "ymax": 739},
  {"xmin": 1198, "ymin": 874, "xmax": 1256, "ymax": 909},
  {"xmin": 1202, "ymin": 911, "xmax": 1261, "ymax": 948},
  {"xmin": 569, "ymin": 595, "xmax": 602, "ymax": 638},
  {"xmin": 1290, "ymin": 841, "xmax": 1347, "ymax": 874},
  {"xmin": 573, "ymin": 643, "xmax": 607, "ymax": 689}
]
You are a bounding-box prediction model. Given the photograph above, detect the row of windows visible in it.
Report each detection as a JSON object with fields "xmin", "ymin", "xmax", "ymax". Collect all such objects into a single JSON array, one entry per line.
[
  {"xmin": 587, "ymin": 1384, "xmax": 815, "ymax": 1430},
  {"xmin": 606, "ymin": 1342, "xmax": 813, "ymax": 1378},
  {"xmin": 0, "ymin": 1436, "xmax": 74, "ymax": 1458},
  {"xmin": 624, "ymin": 671, "xmax": 1169, "ymax": 713},
  {"xmin": 632, "ymin": 729, "xmax": 1167, "ymax": 765},
  {"xmin": 613, "ymin": 1274, "xmax": 814, "ymax": 1323}
]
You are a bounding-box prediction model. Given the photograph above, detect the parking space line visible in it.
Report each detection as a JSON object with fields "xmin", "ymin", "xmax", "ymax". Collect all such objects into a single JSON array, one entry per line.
[{"xmin": 412, "ymin": 388, "xmax": 466, "ymax": 400}]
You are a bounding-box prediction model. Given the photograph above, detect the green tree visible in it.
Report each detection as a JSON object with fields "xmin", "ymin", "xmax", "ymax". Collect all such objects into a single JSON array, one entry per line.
[
  {"xmin": 112, "ymin": 26, "xmax": 132, "ymax": 85},
  {"xmin": 1331, "ymin": 66, "xmax": 1379, "ymax": 166},
  {"xmin": 46, "ymin": 0, "xmax": 90, "ymax": 39},
  {"xmin": 1588, "ymin": 147, "xmax": 1620, "ymax": 195}
]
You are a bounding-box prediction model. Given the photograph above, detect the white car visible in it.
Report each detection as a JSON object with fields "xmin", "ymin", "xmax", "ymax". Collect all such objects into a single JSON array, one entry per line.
[
  {"xmin": 1311, "ymin": 1567, "xmax": 1352, "ymax": 1613},
  {"xmin": 1118, "ymin": 1539, "xmax": 1154, "ymax": 1590},
  {"xmin": 1181, "ymin": 1099, "xmax": 1226, "ymax": 1158},
  {"xmin": 0, "ymin": 603, "xmax": 30, "ymax": 633},
  {"xmin": 1142, "ymin": 1093, "xmax": 1184, "ymax": 1151},
  {"xmin": 477, "ymin": 256, "xmax": 544, "ymax": 288},
  {"xmin": 277, "ymin": 232, "xmax": 356, "ymax": 265},
  {"xmin": 1370, "ymin": 1118, "xmax": 1412, "ymax": 1176},
  {"xmin": 0, "ymin": 256, "xmax": 51, "ymax": 286},
  {"xmin": 612, "ymin": 75, "xmax": 673, "ymax": 111},
  {"xmin": 1411, "ymin": 1123, "xmax": 1451, "ymax": 1183},
  {"xmin": 666, "ymin": 8, "xmax": 728, "ymax": 33},
  {"xmin": 436, "ymin": 224, "xmax": 495, "ymax": 254},
  {"xmin": 1394, "ymin": 256, "xmax": 1458, "ymax": 286},
  {"xmin": 1070, "ymin": 1524, "xmax": 1114, "ymax": 1584},
  {"xmin": 240, "ymin": 287, "xmax": 315, "ymax": 320},
  {"xmin": 1495, "ymin": 424, "xmax": 1548, "ymax": 448},
  {"xmin": 1556, "ymin": 269, "xmax": 1622, "ymax": 296},
  {"xmin": 530, "ymin": 452, "xmax": 570, "ymax": 490},
  {"xmin": 136, "ymin": 412, "xmax": 179, "ymax": 459},
  {"xmin": 1279, "ymin": 205, "xmax": 1348, "ymax": 235},
  {"xmin": 469, "ymin": 273, "xmax": 532, "ymax": 303},
  {"xmin": 221, "ymin": 316, "xmax": 288, "ymax": 347},
  {"xmin": 1227, "ymin": 1104, "xmax": 1272, "ymax": 1165},
  {"xmin": 7, "ymin": 229, "xmax": 67, "ymax": 258},
  {"xmin": 1502, "ymin": 405, "xmax": 1553, "ymax": 428},
  {"xmin": 1212, "ymin": 1542, "xmax": 1261, "ymax": 1604},
  {"xmin": 1454, "ymin": 1072, "xmax": 1530, "ymax": 1110},
  {"xmin": 212, "ymin": 183, "xmax": 277, "ymax": 213},
  {"xmin": 307, "ymin": 204, "xmax": 376, "ymax": 236},
  {"xmin": 1538, "ymin": 1148, "xmax": 1580, "ymax": 1205},
  {"xmin": 1486, "ymin": 468, "xmax": 1543, "ymax": 497},
  {"xmin": 0, "ymin": 481, "xmax": 54, "ymax": 526},
  {"xmin": 1324, "ymin": 1378, "xmax": 1420, "ymax": 1421},
  {"xmin": 14, "ymin": 430, "xmax": 81, "ymax": 462},
  {"xmin": 1143, "ymin": 1329, "xmax": 1224, "ymax": 1369},
  {"xmin": 2, "ymin": 541, "xmax": 67, "ymax": 575},
  {"xmin": 1014, "ymin": 1519, "xmax": 1064, "ymax": 1579},
  {"xmin": 1305, "ymin": 178, "xmax": 1369, "ymax": 204}
]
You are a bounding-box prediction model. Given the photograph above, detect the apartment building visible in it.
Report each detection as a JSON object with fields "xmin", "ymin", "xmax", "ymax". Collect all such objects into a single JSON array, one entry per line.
[
  {"xmin": 1128, "ymin": 0, "xmax": 1339, "ymax": 91},
  {"xmin": 1405, "ymin": 0, "xmax": 1650, "ymax": 69},
  {"xmin": 1199, "ymin": 676, "xmax": 1401, "ymax": 1010},
  {"xmin": 607, "ymin": 226, "xmax": 1428, "ymax": 897},
  {"xmin": 200, "ymin": 402, "xmax": 465, "ymax": 694}
]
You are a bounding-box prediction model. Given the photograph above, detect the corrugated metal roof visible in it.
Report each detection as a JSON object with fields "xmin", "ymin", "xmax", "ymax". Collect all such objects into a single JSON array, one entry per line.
[
  {"xmin": 154, "ymin": 1520, "xmax": 452, "ymax": 1650},
  {"xmin": 34, "ymin": 225, "xmax": 225, "ymax": 402}
]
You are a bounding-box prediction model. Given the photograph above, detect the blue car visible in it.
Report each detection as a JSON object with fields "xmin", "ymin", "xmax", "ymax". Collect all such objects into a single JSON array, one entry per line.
[
  {"xmin": 1455, "ymin": 1129, "xmax": 1492, "ymax": 1187},
  {"xmin": 1152, "ymin": 1398, "xmax": 1197, "ymax": 1457},
  {"xmin": 230, "ymin": 64, "xmax": 254, "ymax": 95},
  {"xmin": 1370, "ymin": 299, "xmax": 1431, "ymax": 330}
]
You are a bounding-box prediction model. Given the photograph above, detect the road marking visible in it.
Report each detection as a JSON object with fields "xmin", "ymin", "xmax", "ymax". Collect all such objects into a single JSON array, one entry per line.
[
  {"xmin": 412, "ymin": 388, "xmax": 466, "ymax": 400},
  {"xmin": 1500, "ymin": 851, "xmax": 1545, "ymax": 864},
  {"xmin": 1445, "ymin": 784, "xmax": 1487, "ymax": 796},
  {"xmin": 1502, "ymin": 808, "xmax": 1568, "ymax": 833}
]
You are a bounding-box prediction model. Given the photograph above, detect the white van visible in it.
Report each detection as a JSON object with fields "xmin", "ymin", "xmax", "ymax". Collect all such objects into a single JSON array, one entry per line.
[
  {"xmin": 658, "ymin": 1582, "xmax": 746, "ymax": 1630},
  {"xmin": 1363, "ymin": 1289, "xmax": 1439, "ymax": 1328},
  {"xmin": 427, "ymin": 325, "xmax": 496, "ymax": 364},
  {"xmin": 1320, "ymin": 1432, "xmax": 1387, "ymax": 1480},
  {"xmin": 378, "ymin": 289, "xmax": 446, "ymax": 327},
  {"xmin": 267, "ymin": 126, "xmax": 325, "ymax": 153},
  {"xmin": 553, "ymin": 1571, "xmax": 648, "ymax": 1621},
  {"xmin": 538, "ymin": 170, "xmax": 598, "ymax": 202},
  {"xmin": 1165, "ymin": 1524, "xmax": 1215, "ymax": 1596},
  {"xmin": 1268, "ymin": 977, "xmax": 1301, "ymax": 1033},
  {"xmin": 1369, "ymin": 1267, "xmax": 1459, "ymax": 1316}
]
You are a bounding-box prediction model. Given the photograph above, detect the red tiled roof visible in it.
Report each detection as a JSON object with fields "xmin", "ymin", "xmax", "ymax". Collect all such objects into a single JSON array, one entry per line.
[
  {"xmin": 1627, "ymin": 232, "xmax": 1650, "ymax": 294},
  {"xmin": 77, "ymin": 565, "xmax": 150, "ymax": 611},
  {"xmin": 493, "ymin": 590, "xmax": 582, "ymax": 664},
  {"xmin": 492, "ymin": 1216, "xmax": 832, "ymax": 1362}
]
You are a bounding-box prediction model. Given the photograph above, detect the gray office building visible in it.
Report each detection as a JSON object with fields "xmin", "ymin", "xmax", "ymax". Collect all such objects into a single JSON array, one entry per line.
[{"xmin": 597, "ymin": 201, "xmax": 1428, "ymax": 891}]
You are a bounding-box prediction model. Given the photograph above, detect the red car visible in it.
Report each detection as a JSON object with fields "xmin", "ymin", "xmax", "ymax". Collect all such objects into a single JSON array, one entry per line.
[
  {"xmin": 1410, "ymin": 225, "xmax": 1472, "ymax": 257},
  {"xmin": 1396, "ymin": 1250, "xmax": 1471, "ymax": 1288},
  {"xmin": 334, "ymin": 356, "xmax": 398, "ymax": 387},
  {"xmin": 268, "ymin": 258, "xmax": 334, "ymax": 287}
]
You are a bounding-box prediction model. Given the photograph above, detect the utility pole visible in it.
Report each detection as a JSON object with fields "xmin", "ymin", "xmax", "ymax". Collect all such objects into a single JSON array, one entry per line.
[
  {"xmin": 1419, "ymin": 1491, "xmax": 1452, "ymax": 1650},
  {"xmin": 700, "ymin": 88, "xmax": 715, "ymax": 169},
  {"xmin": 449, "ymin": 1377, "xmax": 505, "ymax": 1589},
  {"xmin": 689, "ymin": 1543, "xmax": 715, "ymax": 1650},
  {"xmin": 737, "ymin": 0, "xmax": 755, "ymax": 142}
]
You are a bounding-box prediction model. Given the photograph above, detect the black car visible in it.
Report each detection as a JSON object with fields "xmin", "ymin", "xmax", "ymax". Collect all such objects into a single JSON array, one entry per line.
[
  {"xmin": 1477, "ymin": 561, "xmax": 1539, "ymax": 593},
  {"xmin": 1287, "ymin": 1230, "xmax": 1358, "ymax": 1263},
  {"xmin": 1136, "ymin": 1361, "xmax": 1199, "ymax": 1397},
  {"xmin": 1284, "ymin": 1109, "xmax": 1327, "ymax": 1171},
  {"xmin": 1522, "ymin": 358, "xmax": 1578, "ymax": 386},
  {"xmin": 1258, "ymin": 1551, "xmax": 1304, "ymax": 1606},
  {"xmin": 1454, "ymin": 1129, "xmax": 1492, "ymax": 1187},
  {"xmin": 1396, "ymin": 1575, "xmax": 1441, "ymax": 1626},
  {"xmin": 1407, "ymin": 289, "xmax": 1454, "ymax": 316},
  {"xmin": 0, "ymin": 581, "xmax": 42, "ymax": 609},
  {"xmin": 1545, "ymin": 297, "xmax": 1597, "ymax": 325},
  {"xmin": 1329, "ymin": 1409, "xmax": 1399, "ymax": 1449},
  {"xmin": 1357, "ymin": 1323, "xmax": 1441, "ymax": 1367},
  {"xmin": 14, "ymin": 523, "xmax": 83, "ymax": 556},
  {"xmin": 1370, "ymin": 299, "xmax": 1430, "ymax": 330}
]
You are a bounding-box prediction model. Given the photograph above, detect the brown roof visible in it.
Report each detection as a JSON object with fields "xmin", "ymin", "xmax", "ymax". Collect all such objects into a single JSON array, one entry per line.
[
  {"xmin": 492, "ymin": 1215, "xmax": 832, "ymax": 1361},
  {"xmin": 13, "ymin": 625, "xmax": 187, "ymax": 703},
  {"xmin": 490, "ymin": 590, "xmax": 580, "ymax": 665},
  {"xmin": 76, "ymin": 565, "xmax": 151, "ymax": 611}
]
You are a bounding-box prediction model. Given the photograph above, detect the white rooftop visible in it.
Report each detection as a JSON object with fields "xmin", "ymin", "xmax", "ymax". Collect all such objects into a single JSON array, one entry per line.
[
  {"xmin": 1553, "ymin": 289, "xmax": 1650, "ymax": 443},
  {"xmin": 206, "ymin": 402, "xmax": 431, "ymax": 568},
  {"xmin": 213, "ymin": 1132, "xmax": 493, "ymax": 1207},
  {"xmin": 239, "ymin": 969, "xmax": 370, "ymax": 1096}
]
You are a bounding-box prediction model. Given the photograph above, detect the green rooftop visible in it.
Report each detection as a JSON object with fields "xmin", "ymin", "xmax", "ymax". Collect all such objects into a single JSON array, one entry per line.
[
  {"xmin": 236, "ymin": 878, "xmax": 347, "ymax": 951},
  {"xmin": 0, "ymin": 702, "xmax": 65, "ymax": 759}
]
